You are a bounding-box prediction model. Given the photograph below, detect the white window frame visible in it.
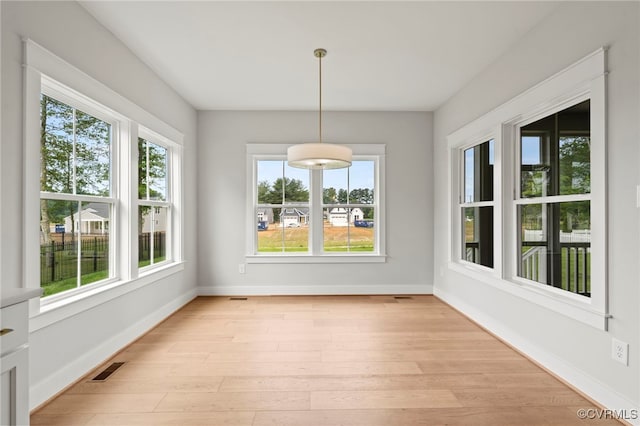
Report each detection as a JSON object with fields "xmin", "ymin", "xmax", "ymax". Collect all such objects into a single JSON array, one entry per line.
[
  {"xmin": 447, "ymin": 48, "xmax": 607, "ymax": 330},
  {"xmin": 38, "ymin": 80, "xmax": 120, "ymax": 299},
  {"xmin": 246, "ymin": 144, "xmax": 386, "ymax": 263},
  {"xmin": 137, "ymin": 128, "xmax": 177, "ymax": 271},
  {"xmin": 23, "ymin": 39, "xmax": 184, "ymax": 326},
  {"xmin": 458, "ymin": 137, "xmax": 498, "ymax": 271}
]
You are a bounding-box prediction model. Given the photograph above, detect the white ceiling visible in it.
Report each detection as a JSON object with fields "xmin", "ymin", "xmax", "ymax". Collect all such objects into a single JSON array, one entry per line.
[{"xmin": 80, "ymin": 1, "xmax": 558, "ymax": 111}]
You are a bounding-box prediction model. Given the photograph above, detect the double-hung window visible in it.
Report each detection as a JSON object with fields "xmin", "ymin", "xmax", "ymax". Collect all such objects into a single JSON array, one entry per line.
[
  {"xmin": 138, "ymin": 134, "xmax": 172, "ymax": 268},
  {"xmin": 516, "ymin": 100, "xmax": 591, "ymax": 296},
  {"xmin": 247, "ymin": 144, "xmax": 385, "ymax": 262},
  {"xmin": 460, "ymin": 139, "xmax": 495, "ymax": 268},
  {"xmin": 39, "ymin": 89, "xmax": 115, "ymax": 298}
]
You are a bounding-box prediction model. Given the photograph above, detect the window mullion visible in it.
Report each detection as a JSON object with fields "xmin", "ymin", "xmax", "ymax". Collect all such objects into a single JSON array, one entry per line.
[{"xmin": 311, "ymin": 169, "xmax": 323, "ymax": 254}]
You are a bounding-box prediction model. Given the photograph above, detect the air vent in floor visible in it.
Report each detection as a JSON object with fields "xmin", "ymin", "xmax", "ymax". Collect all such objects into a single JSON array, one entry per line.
[
  {"xmin": 229, "ymin": 297, "xmax": 248, "ymax": 300},
  {"xmin": 92, "ymin": 362, "xmax": 125, "ymax": 381},
  {"xmin": 394, "ymin": 296, "xmax": 413, "ymax": 299}
]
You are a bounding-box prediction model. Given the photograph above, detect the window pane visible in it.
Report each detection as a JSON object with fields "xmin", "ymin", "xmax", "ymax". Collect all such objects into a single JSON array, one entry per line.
[
  {"xmin": 40, "ymin": 200, "xmax": 110, "ymax": 296},
  {"xmin": 139, "ymin": 138, "xmax": 168, "ymax": 201},
  {"xmin": 324, "ymin": 208, "xmax": 375, "ymax": 252},
  {"xmin": 138, "ymin": 139, "xmax": 148, "ymax": 199},
  {"xmin": 257, "ymin": 207, "xmax": 309, "ymax": 252},
  {"xmin": 138, "ymin": 206, "xmax": 151, "ymax": 266},
  {"xmin": 139, "ymin": 206, "xmax": 168, "ymax": 267},
  {"xmin": 284, "ymin": 163, "xmax": 309, "ymax": 203},
  {"xmin": 323, "ymin": 161, "xmax": 375, "ymax": 205},
  {"xmin": 518, "ymin": 201, "xmax": 590, "ymax": 296},
  {"xmin": 79, "ymin": 202, "xmax": 110, "ymax": 286},
  {"xmin": 521, "ymin": 100, "xmax": 590, "ymax": 198},
  {"xmin": 464, "ymin": 140, "xmax": 494, "ymax": 203},
  {"xmin": 75, "ymin": 110, "xmax": 111, "ymax": 196},
  {"xmin": 40, "ymin": 199, "xmax": 80, "ymax": 296},
  {"xmin": 559, "ymin": 135, "xmax": 590, "ymax": 194},
  {"xmin": 257, "ymin": 161, "xmax": 309, "ymax": 204},
  {"xmin": 462, "ymin": 206, "xmax": 493, "ymax": 268},
  {"xmin": 40, "ymin": 95, "xmax": 111, "ymax": 196},
  {"xmin": 41, "ymin": 95, "xmax": 74, "ymax": 194}
]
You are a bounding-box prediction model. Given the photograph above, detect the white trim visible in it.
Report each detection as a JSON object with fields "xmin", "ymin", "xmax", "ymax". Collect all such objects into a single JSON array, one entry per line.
[
  {"xmin": 447, "ymin": 48, "xmax": 607, "ymax": 330},
  {"xmin": 29, "ymin": 285, "xmax": 196, "ymax": 410},
  {"xmin": 247, "ymin": 144, "xmax": 386, "ymax": 261},
  {"xmin": 198, "ymin": 283, "xmax": 431, "ymax": 296},
  {"xmin": 513, "ymin": 193, "xmax": 591, "ymax": 205},
  {"xmin": 448, "ymin": 262, "xmax": 606, "ymax": 329},
  {"xmin": 32, "ymin": 262, "xmax": 185, "ymax": 330},
  {"xmin": 447, "ymin": 47, "xmax": 606, "ymax": 142},
  {"xmin": 434, "ymin": 287, "xmax": 637, "ymax": 421},
  {"xmin": 246, "ymin": 254, "xmax": 386, "ymax": 264}
]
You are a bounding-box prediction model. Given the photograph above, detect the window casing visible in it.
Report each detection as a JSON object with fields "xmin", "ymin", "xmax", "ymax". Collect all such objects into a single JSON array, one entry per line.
[
  {"xmin": 39, "ymin": 87, "xmax": 117, "ymax": 299},
  {"xmin": 460, "ymin": 139, "xmax": 495, "ymax": 268},
  {"xmin": 24, "ymin": 39, "xmax": 184, "ymax": 313},
  {"xmin": 447, "ymin": 48, "xmax": 607, "ymax": 329},
  {"xmin": 138, "ymin": 134, "xmax": 173, "ymax": 269},
  {"xmin": 515, "ymin": 100, "xmax": 591, "ymax": 297},
  {"xmin": 247, "ymin": 144, "xmax": 385, "ymax": 263}
]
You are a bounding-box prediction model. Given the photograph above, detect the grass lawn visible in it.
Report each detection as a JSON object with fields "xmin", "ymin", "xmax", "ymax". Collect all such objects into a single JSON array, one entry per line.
[
  {"xmin": 258, "ymin": 222, "xmax": 374, "ymax": 252},
  {"xmin": 41, "ymin": 270, "xmax": 109, "ymax": 297}
]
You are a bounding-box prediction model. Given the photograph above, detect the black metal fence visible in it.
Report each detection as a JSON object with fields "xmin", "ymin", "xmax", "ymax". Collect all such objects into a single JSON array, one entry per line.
[
  {"xmin": 139, "ymin": 232, "xmax": 166, "ymax": 263},
  {"xmin": 40, "ymin": 236, "xmax": 109, "ymax": 285},
  {"xmin": 40, "ymin": 232, "xmax": 166, "ymax": 285}
]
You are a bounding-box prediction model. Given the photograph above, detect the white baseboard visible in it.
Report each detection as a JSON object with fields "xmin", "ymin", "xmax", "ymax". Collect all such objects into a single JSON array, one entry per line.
[
  {"xmin": 30, "ymin": 288, "xmax": 197, "ymax": 410},
  {"xmin": 197, "ymin": 284, "xmax": 433, "ymax": 296},
  {"xmin": 434, "ymin": 286, "xmax": 639, "ymax": 425}
]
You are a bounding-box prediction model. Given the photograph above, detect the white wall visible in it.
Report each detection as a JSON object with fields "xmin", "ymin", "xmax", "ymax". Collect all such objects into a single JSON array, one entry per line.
[
  {"xmin": 1, "ymin": 1, "xmax": 198, "ymax": 408},
  {"xmin": 433, "ymin": 1, "xmax": 639, "ymax": 413},
  {"xmin": 197, "ymin": 111, "xmax": 433, "ymax": 295}
]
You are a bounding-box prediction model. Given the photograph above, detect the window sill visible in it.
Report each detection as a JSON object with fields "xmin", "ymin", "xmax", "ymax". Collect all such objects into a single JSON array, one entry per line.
[
  {"xmin": 447, "ymin": 261, "xmax": 608, "ymax": 330},
  {"xmin": 246, "ymin": 254, "xmax": 387, "ymax": 264},
  {"xmin": 30, "ymin": 262, "xmax": 185, "ymax": 332}
]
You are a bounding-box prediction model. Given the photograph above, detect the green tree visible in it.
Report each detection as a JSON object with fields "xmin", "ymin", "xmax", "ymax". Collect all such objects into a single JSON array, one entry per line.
[
  {"xmin": 262, "ymin": 178, "xmax": 309, "ymax": 204},
  {"xmin": 323, "ymin": 187, "xmax": 337, "ymax": 204},
  {"xmin": 349, "ymin": 188, "xmax": 374, "ymax": 219},
  {"xmin": 337, "ymin": 189, "xmax": 348, "ymax": 204},
  {"xmin": 257, "ymin": 180, "xmax": 271, "ymax": 204}
]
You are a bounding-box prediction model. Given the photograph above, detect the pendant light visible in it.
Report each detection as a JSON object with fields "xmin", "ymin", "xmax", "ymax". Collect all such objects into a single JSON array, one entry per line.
[{"xmin": 287, "ymin": 48, "xmax": 352, "ymax": 169}]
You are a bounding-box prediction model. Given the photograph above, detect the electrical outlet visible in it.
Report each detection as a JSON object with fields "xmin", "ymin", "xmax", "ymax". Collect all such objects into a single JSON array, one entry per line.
[
  {"xmin": 238, "ymin": 263, "xmax": 246, "ymax": 274},
  {"xmin": 612, "ymin": 338, "xmax": 628, "ymax": 366}
]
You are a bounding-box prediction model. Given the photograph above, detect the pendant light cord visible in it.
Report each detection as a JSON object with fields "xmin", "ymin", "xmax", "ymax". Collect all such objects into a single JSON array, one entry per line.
[{"xmin": 318, "ymin": 51, "xmax": 322, "ymax": 144}]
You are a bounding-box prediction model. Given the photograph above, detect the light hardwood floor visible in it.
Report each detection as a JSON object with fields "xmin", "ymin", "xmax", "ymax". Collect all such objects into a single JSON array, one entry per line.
[{"xmin": 31, "ymin": 295, "xmax": 620, "ymax": 425}]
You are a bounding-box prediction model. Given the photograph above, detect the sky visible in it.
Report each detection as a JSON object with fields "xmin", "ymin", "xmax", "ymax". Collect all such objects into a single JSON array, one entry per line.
[{"xmin": 257, "ymin": 160, "xmax": 375, "ymax": 192}]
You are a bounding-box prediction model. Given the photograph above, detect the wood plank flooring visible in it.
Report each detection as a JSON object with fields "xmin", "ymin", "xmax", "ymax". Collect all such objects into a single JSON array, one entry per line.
[{"xmin": 31, "ymin": 295, "xmax": 620, "ymax": 425}]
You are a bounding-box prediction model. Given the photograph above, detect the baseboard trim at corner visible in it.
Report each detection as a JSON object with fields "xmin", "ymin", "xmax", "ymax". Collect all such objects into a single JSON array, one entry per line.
[
  {"xmin": 434, "ymin": 287, "xmax": 639, "ymax": 425},
  {"xmin": 30, "ymin": 288, "xmax": 197, "ymax": 411},
  {"xmin": 197, "ymin": 284, "xmax": 433, "ymax": 296}
]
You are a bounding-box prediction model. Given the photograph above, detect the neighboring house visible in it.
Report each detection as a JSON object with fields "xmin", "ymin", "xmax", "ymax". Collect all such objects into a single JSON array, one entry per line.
[
  {"xmin": 328, "ymin": 207, "xmax": 364, "ymax": 227},
  {"xmin": 257, "ymin": 208, "xmax": 274, "ymax": 224},
  {"xmin": 141, "ymin": 206, "xmax": 168, "ymax": 234},
  {"xmin": 59, "ymin": 203, "xmax": 166, "ymax": 235},
  {"xmin": 62, "ymin": 202, "xmax": 109, "ymax": 235},
  {"xmin": 281, "ymin": 207, "xmax": 309, "ymax": 227}
]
